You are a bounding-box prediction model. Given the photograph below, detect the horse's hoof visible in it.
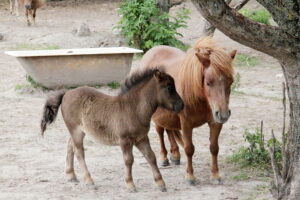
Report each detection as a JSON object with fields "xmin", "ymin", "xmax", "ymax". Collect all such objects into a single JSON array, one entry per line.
[
  {"xmin": 158, "ymin": 185, "xmax": 167, "ymax": 192},
  {"xmin": 186, "ymin": 179, "xmax": 196, "ymax": 186},
  {"xmin": 160, "ymin": 159, "xmax": 170, "ymax": 167},
  {"xmin": 170, "ymin": 156, "xmax": 180, "ymax": 165},
  {"xmin": 210, "ymin": 177, "xmax": 222, "ymax": 185},
  {"xmin": 127, "ymin": 187, "xmax": 137, "ymax": 193},
  {"xmin": 68, "ymin": 178, "xmax": 79, "ymax": 183},
  {"xmin": 86, "ymin": 184, "xmax": 98, "ymax": 190}
]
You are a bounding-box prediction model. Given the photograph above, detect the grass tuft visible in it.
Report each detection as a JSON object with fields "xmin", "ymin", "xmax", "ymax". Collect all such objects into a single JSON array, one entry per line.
[
  {"xmin": 12, "ymin": 43, "xmax": 60, "ymax": 51},
  {"xmin": 239, "ymin": 9, "xmax": 271, "ymax": 25},
  {"xmin": 235, "ymin": 53, "xmax": 259, "ymax": 67}
]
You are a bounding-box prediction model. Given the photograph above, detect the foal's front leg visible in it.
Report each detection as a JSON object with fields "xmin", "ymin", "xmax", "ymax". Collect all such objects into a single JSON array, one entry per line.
[
  {"xmin": 15, "ymin": 0, "xmax": 19, "ymax": 16},
  {"xmin": 208, "ymin": 123, "xmax": 222, "ymax": 184},
  {"xmin": 120, "ymin": 138, "xmax": 136, "ymax": 192},
  {"xmin": 25, "ymin": 9, "xmax": 31, "ymax": 26},
  {"xmin": 135, "ymin": 136, "xmax": 166, "ymax": 192}
]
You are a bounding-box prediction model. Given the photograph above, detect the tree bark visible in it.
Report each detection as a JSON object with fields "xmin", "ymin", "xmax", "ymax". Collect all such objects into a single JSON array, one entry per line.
[
  {"xmin": 191, "ymin": 0, "xmax": 300, "ymax": 199},
  {"xmin": 156, "ymin": 0, "xmax": 184, "ymax": 13}
]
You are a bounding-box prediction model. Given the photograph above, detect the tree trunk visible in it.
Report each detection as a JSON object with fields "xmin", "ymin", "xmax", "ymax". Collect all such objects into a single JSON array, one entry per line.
[
  {"xmin": 280, "ymin": 59, "xmax": 300, "ymax": 200},
  {"xmin": 156, "ymin": 0, "xmax": 184, "ymax": 13}
]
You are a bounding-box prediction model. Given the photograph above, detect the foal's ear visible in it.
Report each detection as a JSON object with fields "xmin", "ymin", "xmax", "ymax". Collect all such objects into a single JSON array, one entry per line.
[
  {"xmin": 154, "ymin": 70, "xmax": 164, "ymax": 82},
  {"xmin": 230, "ymin": 49, "xmax": 237, "ymax": 59},
  {"xmin": 195, "ymin": 52, "xmax": 210, "ymax": 68}
]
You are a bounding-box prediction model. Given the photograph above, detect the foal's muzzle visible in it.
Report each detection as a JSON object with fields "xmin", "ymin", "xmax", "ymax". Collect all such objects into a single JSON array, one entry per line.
[
  {"xmin": 213, "ymin": 109, "xmax": 231, "ymax": 124},
  {"xmin": 173, "ymin": 101, "xmax": 184, "ymax": 114}
]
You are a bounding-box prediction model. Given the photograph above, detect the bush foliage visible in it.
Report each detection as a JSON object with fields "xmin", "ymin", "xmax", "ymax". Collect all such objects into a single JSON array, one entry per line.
[{"xmin": 115, "ymin": 0, "xmax": 190, "ymax": 51}]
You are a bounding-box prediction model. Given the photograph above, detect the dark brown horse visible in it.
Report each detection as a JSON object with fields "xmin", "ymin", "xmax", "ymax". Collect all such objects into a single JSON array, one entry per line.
[
  {"xmin": 140, "ymin": 37, "xmax": 236, "ymax": 185},
  {"xmin": 40, "ymin": 69, "xmax": 184, "ymax": 192}
]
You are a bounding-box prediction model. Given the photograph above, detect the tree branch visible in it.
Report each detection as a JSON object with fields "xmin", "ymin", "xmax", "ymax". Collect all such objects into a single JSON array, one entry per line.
[
  {"xmin": 256, "ymin": 0, "xmax": 300, "ymax": 38},
  {"xmin": 192, "ymin": 0, "xmax": 300, "ymax": 61},
  {"xmin": 233, "ymin": 0, "xmax": 249, "ymax": 10}
]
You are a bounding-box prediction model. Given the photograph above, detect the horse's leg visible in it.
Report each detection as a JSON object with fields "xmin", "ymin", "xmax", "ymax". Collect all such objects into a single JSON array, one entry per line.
[
  {"xmin": 72, "ymin": 130, "xmax": 94, "ymax": 186},
  {"xmin": 15, "ymin": 0, "xmax": 19, "ymax": 16},
  {"xmin": 65, "ymin": 137, "xmax": 78, "ymax": 182},
  {"xmin": 9, "ymin": 0, "xmax": 13, "ymax": 15},
  {"xmin": 32, "ymin": 9, "xmax": 36, "ymax": 25},
  {"xmin": 181, "ymin": 120, "xmax": 196, "ymax": 185},
  {"xmin": 209, "ymin": 123, "xmax": 222, "ymax": 184},
  {"xmin": 166, "ymin": 130, "xmax": 180, "ymax": 165},
  {"xmin": 25, "ymin": 9, "xmax": 31, "ymax": 26},
  {"xmin": 135, "ymin": 136, "xmax": 166, "ymax": 192},
  {"xmin": 120, "ymin": 138, "xmax": 135, "ymax": 192},
  {"xmin": 156, "ymin": 125, "xmax": 169, "ymax": 166}
]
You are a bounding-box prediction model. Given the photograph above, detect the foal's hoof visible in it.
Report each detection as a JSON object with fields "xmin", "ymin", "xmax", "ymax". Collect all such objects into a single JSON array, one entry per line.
[
  {"xmin": 170, "ymin": 156, "xmax": 180, "ymax": 165},
  {"xmin": 158, "ymin": 185, "xmax": 167, "ymax": 192},
  {"xmin": 160, "ymin": 159, "xmax": 170, "ymax": 167}
]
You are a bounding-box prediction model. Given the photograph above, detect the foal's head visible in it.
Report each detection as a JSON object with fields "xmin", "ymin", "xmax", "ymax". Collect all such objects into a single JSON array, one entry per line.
[{"xmin": 153, "ymin": 70, "xmax": 184, "ymax": 113}]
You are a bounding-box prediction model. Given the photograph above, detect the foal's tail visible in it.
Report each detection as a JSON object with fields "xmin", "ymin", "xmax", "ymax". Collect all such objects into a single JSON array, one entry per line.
[
  {"xmin": 40, "ymin": 90, "xmax": 66, "ymax": 136},
  {"xmin": 173, "ymin": 130, "xmax": 184, "ymax": 147}
]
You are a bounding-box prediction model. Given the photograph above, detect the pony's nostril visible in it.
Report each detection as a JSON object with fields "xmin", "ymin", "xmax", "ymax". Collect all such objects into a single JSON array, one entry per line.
[
  {"xmin": 215, "ymin": 111, "xmax": 220, "ymax": 118},
  {"xmin": 228, "ymin": 110, "xmax": 231, "ymax": 116}
]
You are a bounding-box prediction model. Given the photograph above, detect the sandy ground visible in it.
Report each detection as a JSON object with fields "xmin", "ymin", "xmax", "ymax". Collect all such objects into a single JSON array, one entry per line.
[{"xmin": 0, "ymin": 0, "xmax": 285, "ymax": 199}]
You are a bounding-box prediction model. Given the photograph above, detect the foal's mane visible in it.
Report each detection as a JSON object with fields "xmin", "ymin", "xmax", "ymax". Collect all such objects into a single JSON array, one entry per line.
[
  {"xmin": 178, "ymin": 37, "xmax": 234, "ymax": 107},
  {"xmin": 119, "ymin": 68, "xmax": 159, "ymax": 95}
]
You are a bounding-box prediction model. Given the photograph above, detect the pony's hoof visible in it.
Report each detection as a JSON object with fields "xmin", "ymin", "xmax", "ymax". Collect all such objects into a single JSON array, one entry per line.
[
  {"xmin": 68, "ymin": 178, "xmax": 79, "ymax": 183},
  {"xmin": 160, "ymin": 159, "xmax": 170, "ymax": 167},
  {"xmin": 186, "ymin": 179, "xmax": 196, "ymax": 186},
  {"xmin": 158, "ymin": 185, "xmax": 167, "ymax": 192},
  {"xmin": 170, "ymin": 156, "xmax": 180, "ymax": 165},
  {"xmin": 127, "ymin": 187, "xmax": 137, "ymax": 193},
  {"xmin": 86, "ymin": 184, "xmax": 98, "ymax": 190},
  {"xmin": 210, "ymin": 177, "xmax": 222, "ymax": 185}
]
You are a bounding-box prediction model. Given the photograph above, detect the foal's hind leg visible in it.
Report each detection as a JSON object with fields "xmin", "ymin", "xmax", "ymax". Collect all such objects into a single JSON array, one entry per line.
[
  {"xmin": 166, "ymin": 130, "xmax": 181, "ymax": 165},
  {"xmin": 25, "ymin": 9, "xmax": 31, "ymax": 26},
  {"xmin": 209, "ymin": 123, "xmax": 222, "ymax": 184},
  {"xmin": 15, "ymin": 0, "xmax": 19, "ymax": 16},
  {"xmin": 71, "ymin": 130, "xmax": 94, "ymax": 185},
  {"xmin": 65, "ymin": 137, "xmax": 78, "ymax": 182},
  {"xmin": 156, "ymin": 125, "xmax": 169, "ymax": 166},
  {"xmin": 32, "ymin": 9, "xmax": 36, "ymax": 25},
  {"xmin": 120, "ymin": 138, "xmax": 135, "ymax": 192},
  {"xmin": 136, "ymin": 136, "xmax": 166, "ymax": 192}
]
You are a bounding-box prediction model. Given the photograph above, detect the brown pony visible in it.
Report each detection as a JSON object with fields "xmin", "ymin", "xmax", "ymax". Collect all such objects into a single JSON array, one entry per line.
[
  {"xmin": 139, "ymin": 37, "xmax": 236, "ymax": 185},
  {"xmin": 40, "ymin": 69, "xmax": 184, "ymax": 192},
  {"xmin": 17, "ymin": 0, "xmax": 45, "ymax": 26}
]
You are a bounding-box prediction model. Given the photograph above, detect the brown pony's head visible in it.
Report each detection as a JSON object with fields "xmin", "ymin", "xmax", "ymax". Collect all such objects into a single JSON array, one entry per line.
[
  {"xmin": 179, "ymin": 37, "xmax": 236, "ymax": 124},
  {"xmin": 153, "ymin": 70, "xmax": 184, "ymax": 113}
]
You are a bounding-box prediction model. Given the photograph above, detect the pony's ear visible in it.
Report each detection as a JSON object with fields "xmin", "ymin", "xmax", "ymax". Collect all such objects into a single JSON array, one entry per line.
[
  {"xmin": 154, "ymin": 70, "xmax": 164, "ymax": 82},
  {"xmin": 230, "ymin": 49, "xmax": 237, "ymax": 59},
  {"xmin": 195, "ymin": 52, "xmax": 210, "ymax": 68}
]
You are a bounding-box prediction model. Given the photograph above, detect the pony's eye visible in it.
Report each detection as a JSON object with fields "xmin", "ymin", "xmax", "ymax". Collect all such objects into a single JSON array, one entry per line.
[
  {"xmin": 167, "ymin": 85, "xmax": 175, "ymax": 94},
  {"xmin": 207, "ymin": 82, "xmax": 212, "ymax": 86}
]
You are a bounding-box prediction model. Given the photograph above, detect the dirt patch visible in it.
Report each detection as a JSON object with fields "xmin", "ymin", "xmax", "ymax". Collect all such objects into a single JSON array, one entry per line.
[{"xmin": 0, "ymin": 0, "xmax": 283, "ymax": 199}]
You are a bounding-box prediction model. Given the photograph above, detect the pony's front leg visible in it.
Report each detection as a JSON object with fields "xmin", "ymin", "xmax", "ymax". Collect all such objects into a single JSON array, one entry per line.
[
  {"xmin": 181, "ymin": 120, "xmax": 196, "ymax": 185},
  {"xmin": 135, "ymin": 136, "xmax": 166, "ymax": 192},
  {"xmin": 156, "ymin": 125, "xmax": 169, "ymax": 166},
  {"xmin": 209, "ymin": 123, "xmax": 222, "ymax": 184},
  {"xmin": 32, "ymin": 9, "xmax": 36, "ymax": 25},
  {"xmin": 120, "ymin": 138, "xmax": 136, "ymax": 192},
  {"xmin": 9, "ymin": 0, "xmax": 13, "ymax": 15},
  {"xmin": 25, "ymin": 9, "xmax": 31, "ymax": 26},
  {"xmin": 166, "ymin": 130, "xmax": 180, "ymax": 165},
  {"xmin": 15, "ymin": 0, "xmax": 19, "ymax": 16}
]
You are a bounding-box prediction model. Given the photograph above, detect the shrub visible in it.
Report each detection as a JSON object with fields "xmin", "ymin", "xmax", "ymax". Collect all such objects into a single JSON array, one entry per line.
[
  {"xmin": 115, "ymin": 0, "xmax": 190, "ymax": 52},
  {"xmin": 228, "ymin": 127, "xmax": 282, "ymax": 169},
  {"xmin": 239, "ymin": 9, "xmax": 271, "ymax": 25}
]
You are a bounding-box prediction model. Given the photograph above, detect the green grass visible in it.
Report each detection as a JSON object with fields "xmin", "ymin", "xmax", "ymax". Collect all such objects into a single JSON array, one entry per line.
[
  {"xmin": 235, "ymin": 53, "xmax": 259, "ymax": 67},
  {"xmin": 230, "ymin": 171, "xmax": 249, "ymax": 181},
  {"xmin": 239, "ymin": 9, "xmax": 272, "ymax": 25},
  {"xmin": 12, "ymin": 43, "xmax": 60, "ymax": 50},
  {"xmin": 107, "ymin": 81, "xmax": 120, "ymax": 89}
]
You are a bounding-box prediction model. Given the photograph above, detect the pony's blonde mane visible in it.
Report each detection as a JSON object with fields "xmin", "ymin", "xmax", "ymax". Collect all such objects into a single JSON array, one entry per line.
[{"xmin": 178, "ymin": 37, "xmax": 234, "ymax": 107}]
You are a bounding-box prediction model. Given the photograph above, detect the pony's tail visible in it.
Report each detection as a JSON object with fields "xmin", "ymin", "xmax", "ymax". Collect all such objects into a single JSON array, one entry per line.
[
  {"xmin": 173, "ymin": 130, "xmax": 184, "ymax": 147},
  {"xmin": 40, "ymin": 90, "xmax": 66, "ymax": 136}
]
